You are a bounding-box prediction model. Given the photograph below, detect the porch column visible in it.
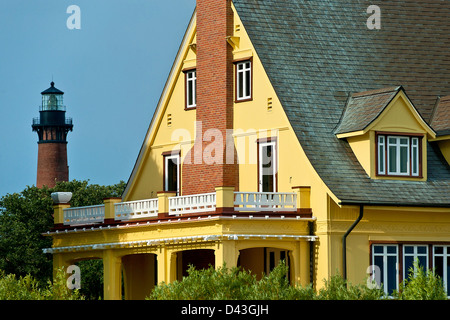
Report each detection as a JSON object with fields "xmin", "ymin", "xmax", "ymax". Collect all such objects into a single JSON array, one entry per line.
[
  {"xmin": 103, "ymin": 249, "xmax": 122, "ymax": 300},
  {"xmin": 157, "ymin": 247, "xmax": 177, "ymax": 284},
  {"xmin": 299, "ymin": 240, "xmax": 311, "ymax": 287},
  {"xmin": 215, "ymin": 240, "xmax": 239, "ymax": 269},
  {"xmin": 52, "ymin": 253, "xmax": 71, "ymax": 281},
  {"xmin": 290, "ymin": 240, "xmax": 310, "ymax": 287}
]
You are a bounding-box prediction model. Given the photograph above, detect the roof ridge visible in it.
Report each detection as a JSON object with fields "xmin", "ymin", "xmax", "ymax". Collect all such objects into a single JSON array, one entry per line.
[{"xmin": 351, "ymin": 86, "xmax": 401, "ymax": 99}]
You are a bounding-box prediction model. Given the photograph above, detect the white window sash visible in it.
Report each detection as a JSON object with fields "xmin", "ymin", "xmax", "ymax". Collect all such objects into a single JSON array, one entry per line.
[
  {"xmin": 402, "ymin": 245, "xmax": 428, "ymax": 280},
  {"xmin": 387, "ymin": 136, "xmax": 410, "ymax": 176},
  {"xmin": 236, "ymin": 61, "xmax": 251, "ymax": 100},
  {"xmin": 378, "ymin": 135, "xmax": 385, "ymax": 175},
  {"xmin": 372, "ymin": 244, "xmax": 399, "ymax": 295},
  {"xmin": 186, "ymin": 70, "xmax": 196, "ymax": 108},
  {"xmin": 258, "ymin": 141, "xmax": 277, "ymax": 192},
  {"xmin": 164, "ymin": 154, "xmax": 180, "ymax": 195}
]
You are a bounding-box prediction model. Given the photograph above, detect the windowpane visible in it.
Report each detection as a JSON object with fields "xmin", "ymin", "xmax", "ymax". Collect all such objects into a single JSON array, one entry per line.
[
  {"xmin": 435, "ymin": 256, "xmax": 444, "ymax": 279},
  {"xmin": 378, "ymin": 136, "xmax": 385, "ymax": 174},
  {"xmin": 238, "ymin": 72, "xmax": 244, "ymax": 99},
  {"xmin": 404, "ymin": 256, "xmax": 414, "ymax": 279},
  {"xmin": 417, "ymin": 246, "xmax": 427, "ymax": 254},
  {"xmin": 412, "ymin": 138, "xmax": 419, "ymax": 176},
  {"xmin": 387, "ymin": 256, "xmax": 398, "ymax": 294},
  {"xmin": 387, "ymin": 246, "xmax": 397, "ymax": 254},
  {"xmin": 374, "ymin": 245, "xmax": 384, "ymax": 254},
  {"xmin": 404, "ymin": 246, "xmax": 414, "ymax": 254},
  {"xmin": 388, "ymin": 145, "xmax": 397, "ymax": 173},
  {"xmin": 400, "ymin": 145, "xmax": 409, "ymax": 173},
  {"xmin": 447, "ymin": 257, "xmax": 450, "ymax": 294},
  {"xmin": 245, "ymin": 70, "xmax": 251, "ymax": 97}
]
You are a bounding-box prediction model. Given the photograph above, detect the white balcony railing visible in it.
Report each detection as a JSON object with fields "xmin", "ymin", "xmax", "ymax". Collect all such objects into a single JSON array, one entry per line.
[
  {"xmin": 169, "ymin": 192, "xmax": 216, "ymax": 215},
  {"xmin": 234, "ymin": 192, "xmax": 297, "ymax": 212},
  {"xmin": 60, "ymin": 191, "xmax": 301, "ymax": 226},
  {"xmin": 63, "ymin": 205, "xmax": 105, "ymax": 225},
  {"xmin": 114, "ymin": 198, "xmax": 159, "ymax": 221}
]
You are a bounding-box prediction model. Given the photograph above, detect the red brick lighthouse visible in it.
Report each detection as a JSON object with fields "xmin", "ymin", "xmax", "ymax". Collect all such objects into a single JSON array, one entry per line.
[{"xmin": 32, "ymin": 81, "xmax": 73, "ymax": 188}]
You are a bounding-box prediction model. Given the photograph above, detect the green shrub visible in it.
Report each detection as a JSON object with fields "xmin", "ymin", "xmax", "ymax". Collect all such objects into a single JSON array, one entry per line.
[
  {"xmin": 149, "ymin": 261, "xmax": 315, "ymax": 300},
  {"xmin": 392, "ymin": 260, "xmax": 447, "ymax": 300},
  {"xmin": 317, "ymin": 273, "xmax": 386, "ymax": 300},
  {"xmin": 0, "ymin": 268, "xmax": 84, "ymax": 300}
]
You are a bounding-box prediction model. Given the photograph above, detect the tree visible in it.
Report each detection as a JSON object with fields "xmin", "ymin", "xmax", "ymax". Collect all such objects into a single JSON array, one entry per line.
[{"xmin": 0, "ymin": 180, "xmax": 126, "ymax": 295}]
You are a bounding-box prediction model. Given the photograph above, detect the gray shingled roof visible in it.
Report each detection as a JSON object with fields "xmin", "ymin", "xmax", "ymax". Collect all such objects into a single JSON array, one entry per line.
[
  {"xmin": 334, "ymin": 86, "xmax": 400, "ymax": 135},
  {"xmin": 431, "ymin": 95, "xmax": 450, "ymax": 136},
  {"xmin": 234, "ymin": 0, "xmax": 450, "ymax": 206}
]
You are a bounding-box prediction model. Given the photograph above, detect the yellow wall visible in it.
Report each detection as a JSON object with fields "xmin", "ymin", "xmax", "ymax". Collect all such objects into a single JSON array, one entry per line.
[
  {"xmin": 328, "ymin": 198, "xmax": 450, "ymax": 285},
  {"xmin": 437, "ymin": 138, "xmax": 450, "ymax": 165}
]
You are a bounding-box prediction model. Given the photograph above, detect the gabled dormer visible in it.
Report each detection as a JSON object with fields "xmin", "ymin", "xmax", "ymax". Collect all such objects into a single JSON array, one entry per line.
[
  {"xmin": 335, "ymin": 86, "xmax": 436, "ymax": 180},
  {"xmin": 429, "ymin": 95, "xmax": 450, "ymax": 165}
]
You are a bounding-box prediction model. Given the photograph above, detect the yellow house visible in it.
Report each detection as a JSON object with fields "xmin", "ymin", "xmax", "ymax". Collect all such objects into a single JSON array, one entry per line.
[{"xmin": 44, "ymin": 0, "xmax": 450, "ymax": 300}]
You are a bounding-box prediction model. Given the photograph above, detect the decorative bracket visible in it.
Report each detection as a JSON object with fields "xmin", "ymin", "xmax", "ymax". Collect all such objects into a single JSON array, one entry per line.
[
  {"xmin": 189, "ymin": 43, "xmax": 197, "ymax": 53},
  {"xmin": 226, "ymin": 36, "xmax": 240, "ymax": 50}
]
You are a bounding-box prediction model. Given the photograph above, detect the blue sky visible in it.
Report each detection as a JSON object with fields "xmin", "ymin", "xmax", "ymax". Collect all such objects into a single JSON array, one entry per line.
[{"xmin": 0, "ymin": 0, "xmax": 196, "ymax": 197}]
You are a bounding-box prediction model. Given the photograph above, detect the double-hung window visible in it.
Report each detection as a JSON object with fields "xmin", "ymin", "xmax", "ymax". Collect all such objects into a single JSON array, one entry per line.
[
  {"xmin": 372, "ymin": 244, "xmax": 399, "ymax": 295},
  {"xmin": 403, "ymin": 245, "xmax": 428, "ymax": 280},
  {"xmin": 377, "ymin": 133, "xmax": 421, "ymax": 177},
  {"xmin": 433, "ymin": 246, "xmax": 450, "ymax": 295},
  {"xmin": 185, "ymin": 69, "xmax": 196, "ymax": 109},
  {"xmin": 235, "ymin": 60, "xmax": 252, "ymax": 101},
  {"xmin": 372, "ymin": 243, "xmax": 450, "ymax": 297}
]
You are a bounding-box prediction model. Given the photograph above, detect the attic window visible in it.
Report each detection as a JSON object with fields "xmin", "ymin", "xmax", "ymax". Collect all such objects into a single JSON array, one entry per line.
[
  {"xmin": 376, "ymin": 133, "xmax": 422, "ymax": 177},
  {"xmin": 185, "ymin": 69, "xmax": 196, "ymax": 109},
  {"xmin": 235, "ymin": 59, "xmax": 252, "ymax": 102}
]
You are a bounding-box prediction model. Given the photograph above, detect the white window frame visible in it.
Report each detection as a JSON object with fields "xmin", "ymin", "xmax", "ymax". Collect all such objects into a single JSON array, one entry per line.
[
  {"xmin": 402, "ymin": 244, "xmax": 429, "ymax": 280},
  {"xmin": 258, "ymin": 141, "xmax": 277, "ymax": 192},
  {"xmin": 411, "ymin": 137, "xmax": 419, "ymax": 176},
  {"xmin": 185, "ymin": 69, "xmax": 196, "ymax": 108},
  {"xmin": 377, "ymin": 135, "xmax": 386, "ymax": 175},
  {"xmin": 377, "ymin": 134, "xmax": 420, "ymax": 177},
  {"xmin": 387, "ymin": 136, "xmax": 410, "ymax": 176},
  {"xmin": 164, "ymin": 154, "xmax": 180, "ymax": 196},
  {"xmin": 236, "ymin": 60, "xmax": 252, "ymax": 101},
  {"xmin": 433, "ymin": 245, "xmax": 450, "ymax": 297},
  {"xmin": 372, "ymin": 244, "xmax": 399, "ymax": 295}
]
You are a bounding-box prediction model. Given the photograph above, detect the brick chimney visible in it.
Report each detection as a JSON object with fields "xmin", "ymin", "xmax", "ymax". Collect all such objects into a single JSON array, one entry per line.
[{"xmin": 182, "ymin": 0, "xmax": 239, "ymax": 195}]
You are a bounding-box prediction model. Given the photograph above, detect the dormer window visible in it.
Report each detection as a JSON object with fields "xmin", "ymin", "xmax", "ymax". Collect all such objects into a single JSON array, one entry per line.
[{"xmin": 376, "ymin": 133, "xmax": 422, "ymax": 177}]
